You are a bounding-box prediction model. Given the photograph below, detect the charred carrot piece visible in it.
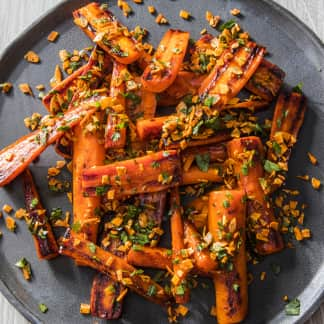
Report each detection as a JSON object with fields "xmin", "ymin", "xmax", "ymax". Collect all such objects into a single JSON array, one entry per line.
[
  {"xmin": 72, "ymin": 112, "xmax": 105, "ymax": 243},
  {"xmin": 43, "ymin": 47, "xmax": 112, "ymax": 113},
  {"xmin": 127, "ymin": 246, "xmax": 172, "ymax": 270},
  {"xmin": 105, "ymin": 114, "xmax": 128, "ymax": 149},
  {"xmin": 170, "ymin": 187, "xmax": 191, "ymax": 304},
  {"xmin": 245, "ymin": 59, "xmax": 285, "ymax": 101},
  {"xmin": 136, "ymin": 116, "xmax": 169, "ymax": 141},
  {"xmin": 59, "ymin": 229, "xmax": 170, "ymax": 305},
  {"xmin": 183, "ymin": 221, "xmax": 218, "ymax": 277},
  {"xmin": 0, "ymin": 96, "xmax": 103, "ymax": 187},
  {"xmin": 109, "ymin": 61, "xmax": 127, "ymax": 107},
  {"xmin": 90, "ymin": 273, "xmax": 123, "ymax": 319},
  {"xmin": 142, "ymin": 29, "xmax": 190, "ymax": 93},
  {"xmin": 227, "ymin": 137, "xmax": 284, "ymax": 255},
  {"xmin": 82, "ymin": 150, "xmax": 181, "ymax": 197},
  {"xmin": 182, "ymin": 165, "xmax": 223, "ymax": 185},
  {"xmin": 158, "ymin": 72, "xmax": 207, "ymax": 107},
  {"xmin": 265, "ymin": 91, "xmax": 307, "ymax": 193},
  {"xmin": 208, "ymin": 190, "xmax": 248, "ymax": 324},
  {"xmin": 22, "ymin": 169, "xmax": 58, "ymax": 260},
  {"xmin": 73, "ymin": 3, "xmax": 141, "ymax": 64},
  {"xmin": 198, "ymin": 41, "xmax": 265, "ymax": 109}
]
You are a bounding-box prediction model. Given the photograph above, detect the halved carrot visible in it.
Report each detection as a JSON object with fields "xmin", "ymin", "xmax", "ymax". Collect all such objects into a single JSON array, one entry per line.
[
  {"xmin": 136, "ymin": 116, "xmax": 169, "ymax": 141},
  {"xmin": 0, "ymin": 96, "xmax": 102, "ymax": 187},
  {"xmin": 23, "ymin": 169, "xmax": 58, "ymax": 260},
  {"xmin": 170, "ymin": 187, "xmax": 191, "ymax": 304},
  {"xmin": 182, "ymin": 165, "xmax": 223, "ymax": 185},
  {"xmin": 72, "ymin": 112, "xmax": 105, "ymax": 243},
  {"xmin": 59, "ymin": 229, "xmax": 170, "ymax": 305},
  {"xmin": 208, "ymin": 190, "xmax": 248, "ymax": 324},
  {"xmin": 199, "ymin": 41, "xmax": 265, "ymax": 110},
  {"xmin": 73, "ymin": 3, "xmax": 141, "ymax": 64},
  {"xmin": 82, "ymin": 150, "xmax": 181, "ymax": 197},
  {"xmin": 227, "ymin": 136, "xmax": 284, "ymax": 255},
  {"xmin": 183, "ymin": 221, "xmax": 218, "ymax": 277},
  {"xmin": 245, "ymin": 59, "xmax": 285, "ymax": 102},
  {"xmin": 127, "ymin": 246, "xmax": 172, "ymax": 270},
  {"xmin": 141, "ymin": 29, "xmax": 190, "ymax": 93}
]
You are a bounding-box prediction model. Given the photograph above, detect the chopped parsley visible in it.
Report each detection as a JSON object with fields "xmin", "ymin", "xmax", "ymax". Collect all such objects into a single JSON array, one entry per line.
[
  {"xmin": 111, "ymin": 132, "xmax": 121, "ymax": 142},
  {"xmin": 30, "ymin": 198, "xmax": 39, "ymax": 209},
  {"xmin": 147, "ymin": 285, "xmax": 157, "ymax": 296},
  {"xmin": 88, "ymin": 242, "xmax": 96, "ymax": 253},
  {"xmin": 292, "ymin": 82, "xmax": 303, "ymax": 94},
  {"xmin": 71, "ymin": 221, "xmax": 81, "ymax": 233},
  {"xmin": 122, "ymin": 92, "xmax": 142, "ymax": 105},
  {"xmin": 95, "ymin": 185, "xmax": 109, "ymax": 196},
  {"xmin": 285, "ymin": 298, "xmax": 300, "ymax": 316},
  {"xmin": 39, "ymin": 303, "xmax": 48, "ymax": 313},
  {"xmin": 195, "ymin": 153, "xmax": 210, "ymax": 172},
  {"xmin": 233, "ymin": 283, "xmax": 240, "ymax": 292},
  {"xmin": 219, "ymin": 19, "xmax": 236, "ymax": 31},
  {"xmin": 264, "ymin": 160, "xmax": 281, "ymax": 173},
  {"xmin": 223, "ymin": 200, "xmax": 230, "ymax": 208}
]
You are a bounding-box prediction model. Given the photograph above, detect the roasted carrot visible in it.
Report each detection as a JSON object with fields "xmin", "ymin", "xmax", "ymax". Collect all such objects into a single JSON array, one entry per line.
[
  {"xmin": 245, "ymin": 59, "xmax": 285, "ymax": 101},
  {"xmin": 170, "ymin": 187, "xmax": 191, "ymax": 304},
  {"xmin": 199, "ymin": 41, "xmax": 265, "ymax": 110},
  {"xmin": 227, "ymin": 137, "xmax": 284, "ymax": 255},
  {"xmin": 72, "ymin": 112, "xmax": 105, "ymax": 243},
  {"xmin": 73, "ymin": 3, "xmax": 141, "ymax": 64},
  {"xmin": 109, "ymin": 61, "xmax": 127, "ymax": 107},
  {"xmin": 209, "ymin": 190, "xmax": 248, "ymax": 324},
  {"xmin": 0, "ymin": 95, "xmax": 104, "ymax": 187},
  {"xmin": 127, "ymin": 246, "xmax": 172, "ymax": 270},
  {"xmin": 59, "ymin": 229, "xmax": 171, "ymax": 305},
  {"xmin": 183, "ymin": 221, "xmax": 218, "ymax": 277},
  {"xmin": 82, "ymin": 150, "xmax": 181, "ymax": 198},
  {"xmin": 185, "ymin": 195, "xmax": 209, "ymax": 231},
  {"xmin": 22, "ymin": 169, "xmax": 58, "ymax": 260},
  {"xmin": 182, "ymin": 165, "xmax": 223, "ymax": 185},
  {"xmin": 136, "ymin": 116, "xmax": 169, "ymax": 141},
  {"xmin": 90, "ymin": 273, "xmax": 124, "ymax": 319},
  {"xmin": 142, "ymin": 29, "xmax": 190, "ymax": 93}
]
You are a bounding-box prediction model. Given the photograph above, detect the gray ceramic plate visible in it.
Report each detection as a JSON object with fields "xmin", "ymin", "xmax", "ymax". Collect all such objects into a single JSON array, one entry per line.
[{"xmin": 1, "ymin": 0, "xmax": 324, "ymax": 323}]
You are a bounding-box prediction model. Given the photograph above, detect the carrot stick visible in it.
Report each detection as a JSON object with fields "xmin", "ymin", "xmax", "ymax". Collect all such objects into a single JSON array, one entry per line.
[
  {"xmin": 183, "ymin": 221, "xmax": 218, "ymax": 277},
  {"xmin": 0, "ymin": 95, "xmax": 103, "ymax": 187},
  {"xmin": 127, "ymin": 246, "xmax": 172, "ymax": 270},
  {"xmin": 22, "ymin": 169, "xmax": 58, "ymax": 260},
  {"xmin": 182, "ymin": 165, "xmax": 223, "ymax": 185},
  {"xmin": 82, "ymin": 150, "xmax": 181, "ymax": 198},
  {"xmin": 227, "ymin": 137, "xmax": 284, "ymax": 255},
  {"xmin": 170, "ymin": 187, "xmax": 191, "ymax": 304},
  {"xmin": 73, "ymin": 3, "xmax": 141, "ymax": 64},
  {"xmin": 245, "ymin": 59, "xmax": 285, "ymax": 101},
  {"xmin": 208, "ymin": 190, "xmax": 248, "ymax": 324},
  {"xmin": 142, "ymin": 29, "xmax": 190, "ymax": 93},
  {"xmin": 105, "ymin": 114, "xmax": 128, "ymax": 149},
  {"xmin": 109, "ymin": 61, "xmax": 127, "ymax": 107},
  {"xmin": 59, "ymin": 229, "xmax": 171, "ymax": 305},
  {"xmin": 90, "ymin": 273, "xmax": 124, "ymax": 319},
  {"xmin": 136, "ymin": 116, "xmax": 169, "ymax": 141},
  {"xmin": 72, "ymin": 112, "xmax": 105, "ymax": 243},
  {"xmin": 198, "ymin": 41, "xmax": 265, "ymax": 110}
]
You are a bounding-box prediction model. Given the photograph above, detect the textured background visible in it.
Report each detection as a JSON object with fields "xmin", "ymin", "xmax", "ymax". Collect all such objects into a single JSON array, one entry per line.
[{"xmin": 0, "ymin": 0, "xmax": 323, "ymax": 323}]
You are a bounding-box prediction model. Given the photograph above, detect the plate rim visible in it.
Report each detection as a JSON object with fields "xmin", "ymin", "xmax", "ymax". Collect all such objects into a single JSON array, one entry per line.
[{"xmin": 0, "ymin": 1, "xmax": 324, "ymax": 324}]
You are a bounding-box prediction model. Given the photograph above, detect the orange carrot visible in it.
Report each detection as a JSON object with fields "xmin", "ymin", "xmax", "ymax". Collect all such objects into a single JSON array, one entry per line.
[
  {"xmin": 72, "ymin": 112, "xmax": 105, "ymax": 243},
  {"xmin": 208, "ymin": 190, "xmax": 248, "ymax": 324},
  {"xmin": 199, "ymin": 41, "xmax": 265, "ymax": 110},
  {"xmin": 136, "ymin": 116, "xmax": 169, "ymax": 141},
  {"xmin": 142, "ymin": 29, "xmax": 190, "ymax": 93},
  {"xmin": 59, "ymin": 229, "xmax": 170, "ymax": 305},
  {"xmin": 22, "ymin": 169, "xmax": 58, "ymax": 260},
  {"xmin": 182, "ymin": 165, "xmax": 223, "ymax": 185},
  {"xmin": 227, "ymin": 137, "xmax": 284, "ymax": 255},
  {"xmin": 105, "ymin": 114, "xmax": 128, "ymax": 149},
  {"xmin": 73, "ymin": 3, "xmax": 141, "ymax": 64},
  {"xmin": 127, "ymin": 246, "xmax": 172, "ymax": 270}
]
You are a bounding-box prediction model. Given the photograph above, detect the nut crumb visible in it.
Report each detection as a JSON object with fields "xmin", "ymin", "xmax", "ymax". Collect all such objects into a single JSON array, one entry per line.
[
  {"xmin": 24, "ymin": 51, "xmax": 40, "ymax": 64},
  {"xmin": 231, "ymin": 8, "xmax": 241, "ymax": 16},
  {"xmin": 47, "ymin": 31, "xmax": 60, "ymax": 42}
]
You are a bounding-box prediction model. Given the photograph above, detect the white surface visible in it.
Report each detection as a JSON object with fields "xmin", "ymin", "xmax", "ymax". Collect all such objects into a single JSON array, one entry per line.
[{"xmin": 0, "ymin": 1, "xmax": 323, "ymax": 323}]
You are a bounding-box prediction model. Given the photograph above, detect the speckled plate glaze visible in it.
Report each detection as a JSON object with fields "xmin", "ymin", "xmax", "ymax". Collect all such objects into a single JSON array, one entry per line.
[{"xmin": 1, "ymin": 1, "xmax": 324, "ymax": 323}]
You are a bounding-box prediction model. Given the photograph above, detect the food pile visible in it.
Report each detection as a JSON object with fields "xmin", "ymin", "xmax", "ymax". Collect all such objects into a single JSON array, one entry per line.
[{"xmin": 0, "ymin": 2, "xmax": 318, "ymax": 323}]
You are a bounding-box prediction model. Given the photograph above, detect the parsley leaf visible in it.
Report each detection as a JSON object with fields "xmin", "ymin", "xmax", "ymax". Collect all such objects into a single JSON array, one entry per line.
[
  {"xmin": 264, "ymin": 160, "xmax": 281, "ymax": 173},
  {"xmin": 292, "ymin": 82, "xmax": 303, "ymax": 94},
  {"xmin": 220, "ymin": 19, "xmax": 236, "ymax": 31},
  {"xmin": 195, "ymin": 153, "xmax": 210, "ymax": 172},
  {"xmin": 285, "ymin": 298, "xmax": 300, "ymax": 316},
  {"xmin": 39, "ymin": 303, "xmax": 48, "ymax": 313}
]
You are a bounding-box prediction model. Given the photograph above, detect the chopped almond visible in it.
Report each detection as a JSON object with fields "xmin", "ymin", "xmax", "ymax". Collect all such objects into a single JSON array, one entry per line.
[
  {"xmin": 301, "ymin": 228, "xmax": 311, "ymax": 239},
  {"xmin": 24, "ymin": 51, "xmax": 40, "ymax": 63},
  {"xmin": 311, "ymin": 177, "xmax": 321, "ymax": 190},
  {"xmin": 15, "ymin": 208, "xmax": 27, "ymax": 219},
  {"xmin": 179, "ymin": 10, "xmax": 190, "ymax": 20},
  {"xmin": 35, "ymin": 84, "xmax": 45, "ymax": 91},
  {"xmin": 260, "ymin": 271, "xmax": 266, "ymax": 281},
  {"xmin": 175, "ymin": 304, "xmax": 189, "ymax": 316},
  {"xmin": 200, "ymin": 28, "xmax": 207, "ymax": 35},
  {"xmin": 117, "ymin": 0, "xmax": 132, "ymax": 17},
  {"xmin": 307, "ymin": 152, "xmax": 318, "ymax": 165},
  {"xmin": 18, "ymin": 83, "xmax": 33, "ymax": 96},
  {"xmin": 50, "ymin": 65, "xmax": 63, "ymax": 88},
  {"xmin": 0, "ymin": 82, "xmax": 13, "ymax": 93},
  {"xmin": 231, "ymin": 8, "xmax": 241, "ymax": 16},
  {"xmin": 5, "ymin": 216, "xmax": 16, "ymax": 232},
  {"xmin": 205, "ymin": 11, "xmax": 220, "ymax": 28},
  {"xmin": 147, "ymin": 6, "xmax": 155, "ymax": 14},
  {"xmin": 133, "ymin": 0, "xmax": 142, "ymax": 3},
  {"xmin": 155, "ymin": 13, "xmax": 168, "ymax": 24},
  {"xmin": 47, "ymin": 31, "xmax": 60, "ymax": 42},
  {"xmin": 294, "ymin": 227, "xmax": 303, "ymax": 241},
  {"xmin": 79, "ymin": 303, "xmax": 91, "ymax": 314},
  {"xmin": 2, "ymin": 204, "xmax": 13, "ymax": 213}
]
